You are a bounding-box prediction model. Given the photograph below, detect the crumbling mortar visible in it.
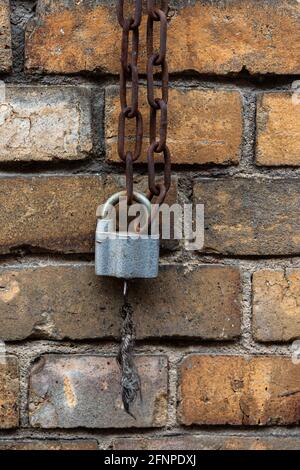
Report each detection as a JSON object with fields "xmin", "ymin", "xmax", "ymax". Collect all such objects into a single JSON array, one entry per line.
[
  {"xmin": 164, "ymin": 351, "xmax": 183, "ymax": 429},
  {"xmin": 2, "ymin": 425, "xmax": 300, "ymax": 440},
  {"xmin": 5, "ymin": 340, "xmax": 297, "ymax": 371}
]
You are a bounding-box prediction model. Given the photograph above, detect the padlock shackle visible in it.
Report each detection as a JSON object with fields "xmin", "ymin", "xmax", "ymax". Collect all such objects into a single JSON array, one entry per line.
[{"xmin": 100, "ymin": 190, "xmax": 151, "ymax": 219}]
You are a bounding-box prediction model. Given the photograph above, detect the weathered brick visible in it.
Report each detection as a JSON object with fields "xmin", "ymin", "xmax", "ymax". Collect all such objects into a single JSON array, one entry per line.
[
  {"xmin": 113, "ymin": 435, "xmax": 300, "ymax": 451},
  {"xmin": 25, "ymin": 1, "xmax": 300, "ymax": 75},
  {"xmin": 0, "ymin": 0, "xmax": 12, "ymax": 73},
  {"xmin": 253, "ymin": 269, "xmax": 300, "ymax": 342},
  {"xmin": 0, "ymin": 175, "xmax": 177, "ymax": 254},
  {"xmin": 257, "ymin": 93, "xmax": 300, "ymax": 166},
  {"xmin": 0, "ymin": 86, "xmax": 93, "ymax": 161},
  {"xmin": 0, "ymin": 440, "xmax": 98, "ymax": 450},
  {"xmin": 29, "ymin": 355, "xmax": 168, "ymax": 428},
  {"xmin": 0, "ymin": 356, "xmax": 19, "ymax": 428},
  {"xmin": 194, "ymin": 178, "xmax": 300, "ymax": 256},
  {"xmin": 178, "ymin": 355, "xmax": 300, "ymax": 426},
  {"xmin": 0, "ymin": 264, "xmax": 241, "ymax": 341},
  {"xmin": 105, "ymin": 86, "xmax": 242, "ymax": 165}
]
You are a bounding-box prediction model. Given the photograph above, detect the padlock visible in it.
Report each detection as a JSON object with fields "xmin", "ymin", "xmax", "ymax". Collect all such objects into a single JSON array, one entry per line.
[{"xmin": 95, "ymin": 191, "xmax": 159, "ymax": 279}]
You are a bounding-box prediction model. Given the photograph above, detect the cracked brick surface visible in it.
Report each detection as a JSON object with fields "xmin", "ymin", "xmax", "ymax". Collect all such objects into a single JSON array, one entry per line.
[
  {"xmin": 253, "ymin": 269, "xmax": 300, "ymax": 342},
  {"xmin": 178, "ymin": 355, "xmax": 300, "ymax": 426},
  {"xmin": 25, "ymin": 0, "xmax": 300, "ymax": 75},
  {"xmin": 0, "ymin": 86, "xmax": 93, "ymax": 161}
]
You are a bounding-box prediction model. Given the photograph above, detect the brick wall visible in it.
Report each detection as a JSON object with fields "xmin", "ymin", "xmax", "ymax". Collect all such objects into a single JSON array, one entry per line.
[{"xmin": 0, "ymin": 0, "xmax": 299, "ymax": 450}]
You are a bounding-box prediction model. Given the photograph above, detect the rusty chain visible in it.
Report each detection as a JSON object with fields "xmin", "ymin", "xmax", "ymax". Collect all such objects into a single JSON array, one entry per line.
[
  {"xmin": 146, "ymin": 0, "xmax": 171, "ymax": 205},
  {"xmin": 117, "ymin": 0, "xmax": 143, "ymax": 205},
  {"xmin": 117, "ymin": 0, "xmax": 171, "ymax": 208}
]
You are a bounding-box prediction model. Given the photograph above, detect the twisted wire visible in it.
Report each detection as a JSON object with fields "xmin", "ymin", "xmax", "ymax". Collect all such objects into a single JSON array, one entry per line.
[{"xmin": 117, "ymin": 302, "xmax": 141, "ymax": 417}]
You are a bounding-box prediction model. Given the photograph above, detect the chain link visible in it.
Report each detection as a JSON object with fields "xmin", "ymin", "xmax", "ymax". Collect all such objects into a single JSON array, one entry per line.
[{"xmin": 146, "ymin": 0, "xmax": 171, "ymax": 205}]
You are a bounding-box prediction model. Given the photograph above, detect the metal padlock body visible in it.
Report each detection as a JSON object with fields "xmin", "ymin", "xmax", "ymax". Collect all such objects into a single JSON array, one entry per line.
[{"xmin": 95, "ymin": 191, "xmax": 159, "ymax": 279}]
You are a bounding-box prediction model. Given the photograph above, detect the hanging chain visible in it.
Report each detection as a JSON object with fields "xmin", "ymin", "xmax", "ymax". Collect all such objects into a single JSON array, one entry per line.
[
  {"xmin": 117, "ymin": 0, "xmax": 171, "ymax": 207},
  {"xmin": 117, "ymin": 0, "xmax": 143, "ymax": 205},
  {"xmin": 146, "ymin": 0, "xmax": 171, "ymax": 205}
]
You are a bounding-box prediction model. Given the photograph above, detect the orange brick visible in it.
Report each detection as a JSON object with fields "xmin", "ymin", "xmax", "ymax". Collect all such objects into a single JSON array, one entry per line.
[
  {"xmin": 256, "ymin": 93, "xmax": 300, "ymax": 166},
  {"xmin": 0, "ymin": 264, "xmax": 241, "ymax": 341},
  {"xmin": 25, "ymin": 1, "xmax": 300, "ymax": 75},
  {"xmin": 179, "ymin": 355, "xmax": 300, "ymax": 426},
  {"xmin": 105, "ymin": 87, "xmax": 242, "ymax": 165},
  {"xmin": 253, "ymin": 269, "xmax": 300, "ymax": 342}
]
